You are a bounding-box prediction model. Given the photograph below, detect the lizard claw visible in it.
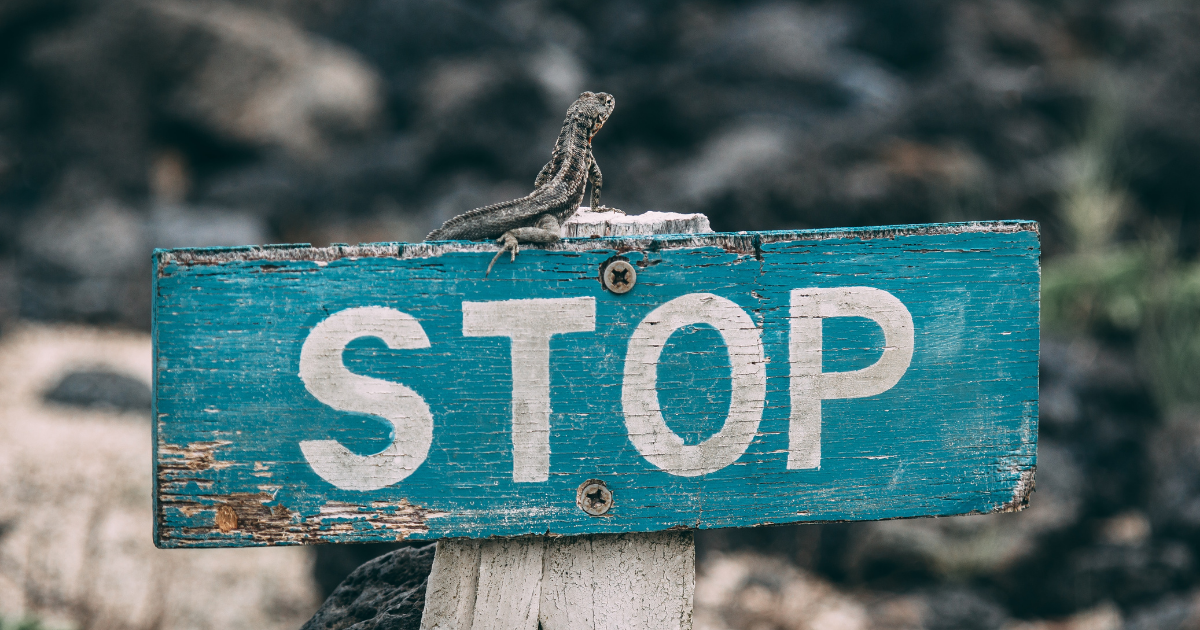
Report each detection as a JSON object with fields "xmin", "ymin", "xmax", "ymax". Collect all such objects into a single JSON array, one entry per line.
[{"xmin": 486, "ymin": 233, "xmax": 520, "ymax": 277}]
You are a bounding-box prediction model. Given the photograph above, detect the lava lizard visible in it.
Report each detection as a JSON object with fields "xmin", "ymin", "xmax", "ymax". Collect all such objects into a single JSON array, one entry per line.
[{"xmin": 425, "ymin": 91, "xmax": 616, "ymax": 275}]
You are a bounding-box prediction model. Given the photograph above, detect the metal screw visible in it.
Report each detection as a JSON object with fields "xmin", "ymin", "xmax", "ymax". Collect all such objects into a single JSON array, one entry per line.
[
  {"xmin": 576, "ymin": 479, "xmax": 613, "ymax": 516},
  {"xmin": 602, "ymin": 260, "xmax": 636, "ymax": 294}
]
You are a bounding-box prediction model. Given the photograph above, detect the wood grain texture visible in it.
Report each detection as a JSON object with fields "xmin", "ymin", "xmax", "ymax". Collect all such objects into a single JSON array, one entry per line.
[
  {"xmin": 153, "ymin": 220, "xmax": 1040, "ymax": 548},
  {"xmin": 561, "ymin": 207, "xmax": 711, "ymax": 237},
  {"xmin": 471, "ymin": 537, "xmax": 544, "ymax": 630},
  {"xmin": 421, "ymin": 531, "xmax": 695, "ymax": 630},
  {"xmin": 421, "ymin": 539, "xmax": 483, "ymax": 630},
  {"xmin": 540, "ymin": 531, "xmax": 694, "ymax": 630}
]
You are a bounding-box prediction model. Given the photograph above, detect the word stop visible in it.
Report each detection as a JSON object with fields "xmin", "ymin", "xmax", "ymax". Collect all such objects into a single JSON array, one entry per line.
[{"xmin": 297, "ymin": 288, "xmax": 914, "ymax": 491}]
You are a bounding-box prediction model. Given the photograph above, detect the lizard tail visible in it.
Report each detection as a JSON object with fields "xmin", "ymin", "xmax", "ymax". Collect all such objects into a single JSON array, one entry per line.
[{"xmin": 426, "ymin": 196, "xmax": 529, "ymax": 241}]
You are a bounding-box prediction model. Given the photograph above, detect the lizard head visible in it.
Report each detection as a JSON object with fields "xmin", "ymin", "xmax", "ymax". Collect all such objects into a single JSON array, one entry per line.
[{"xmin": 570, "ymin": 91, "xmax": 615, "ymax": 142}]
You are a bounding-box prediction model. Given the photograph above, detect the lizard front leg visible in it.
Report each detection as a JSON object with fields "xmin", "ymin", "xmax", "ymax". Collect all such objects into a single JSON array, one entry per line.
[
  {"xmin": 588, "ymin": 155, "xmax": 603, "ymax": 210},
  {"xmin": 486, "ymin": 214, "xmax": 562, "ymax": 276}
]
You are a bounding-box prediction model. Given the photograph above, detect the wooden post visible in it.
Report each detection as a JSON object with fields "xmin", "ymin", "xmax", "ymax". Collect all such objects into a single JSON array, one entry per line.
[{"xmin": 420, "ymin": 209, "xmax": 708, "ymax": 630}]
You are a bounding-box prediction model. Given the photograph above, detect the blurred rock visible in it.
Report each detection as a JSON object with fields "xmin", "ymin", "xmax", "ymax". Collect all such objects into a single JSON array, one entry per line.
[
  {"xmin": 150, "ymin": 204, "xmax": 268, "ymax": 249},
  {"xmin": 1124, "ymin": 592, "xmax": 1200, "ymax": 630},
  {"xmin": 312, "ymin": 542, "xmax": 409, "ymax": 599},
  {"xmin": 1002, "ymin": 603, "xmax": 1122, "ymax": 630},
  {"xmin": 1058, "ymin": 540, "xmax": 1193, "ymax": 609},
  {"xmin": 27, "ymin": 0, "xmax": 382, "ymax": 162},
  {"xmin": 301, "ymin": 544, "xmax": 434, "ymax": 630},
  {"xmin": 875, "ymin": 587, "xmax": 1009, "ymax": 630},
  {"xmin": 1097, "ymin": 511, "xmax": 1151, "ymax": 547},
  {"xmin": 694, "ymin": 551, "xmax": 869, "ymax": 630},
  {"xmin": 841, "ymin": 440, "xmax": 1083, "ymax": 585},
  {"xmin": 16, "ymin": 169, "xmax": 267, "ymax": 326},
  {"xmin": 43, "ymin": 368, "xmax": 151, "ymax": 413},
  {"xmin": 1146, "ymin": 411, "xmax": 1200, "ymax": 535},
  {"xmin": 155, "ymin": 1, "xmax": 383, "ymax": 157},
  {"xmin": 1037, "ymin": 337, "xmax": 1155, "ymax": 515}
]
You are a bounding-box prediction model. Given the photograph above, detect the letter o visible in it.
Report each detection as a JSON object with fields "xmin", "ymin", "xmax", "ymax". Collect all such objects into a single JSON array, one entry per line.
[{"xmin": 622, "ymin": 293, "xmax": 766, "ymax": 476}]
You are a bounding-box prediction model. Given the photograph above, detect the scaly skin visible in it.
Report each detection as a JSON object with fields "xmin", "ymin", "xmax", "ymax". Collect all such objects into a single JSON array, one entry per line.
[{"xmin": 425, "ymin": 91, "xmax": 615, "ymax": 275}]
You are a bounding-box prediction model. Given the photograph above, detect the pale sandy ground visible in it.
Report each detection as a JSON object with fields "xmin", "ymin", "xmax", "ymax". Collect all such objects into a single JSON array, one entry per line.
[
  {"xmin": 0, "ymin": 324, "xmax": 320, "ymax": 630},
  {"xmin": 693, "ymin": 551, "xmax": 1128, "ymax": 630}
]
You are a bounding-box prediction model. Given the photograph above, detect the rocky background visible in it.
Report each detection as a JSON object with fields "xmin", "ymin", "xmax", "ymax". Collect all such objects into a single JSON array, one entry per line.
[{"xmin": 2, "ymin": 0, "xmax": 1200, "ymax": 628}]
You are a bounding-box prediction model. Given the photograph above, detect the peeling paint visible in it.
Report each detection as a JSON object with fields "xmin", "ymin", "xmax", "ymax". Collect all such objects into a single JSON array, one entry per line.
[
  {"xmin": 999, "ymin": 466, "xmax": 1036, "ymax": 513},
  {"xmin": 155, "ymin": 221, "xmax": 1038, "ymax": 276},
  {"xmin": 158, "ymin": 492, "xmax": 447, "ymax": 547},
  {"xmin": 157, "ymin": 440, "xmax": 233, "ymax": 472}
]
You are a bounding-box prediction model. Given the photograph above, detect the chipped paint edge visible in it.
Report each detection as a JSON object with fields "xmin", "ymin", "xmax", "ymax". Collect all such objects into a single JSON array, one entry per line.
[{"xmin": 153, "ymin": 220, "xmax": 1039, "ymax": 274}]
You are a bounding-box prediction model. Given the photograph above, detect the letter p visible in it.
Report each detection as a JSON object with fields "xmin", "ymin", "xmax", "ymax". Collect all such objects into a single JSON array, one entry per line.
[{"xmin": 788, "ymin": 287, "xmax": 914, "ymax": 469}]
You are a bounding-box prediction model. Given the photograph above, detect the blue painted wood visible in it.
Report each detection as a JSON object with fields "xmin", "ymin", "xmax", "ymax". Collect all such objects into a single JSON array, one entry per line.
[{"xmin": 152, "ymin": 221, "xmax": 1040, "ymax": 548}]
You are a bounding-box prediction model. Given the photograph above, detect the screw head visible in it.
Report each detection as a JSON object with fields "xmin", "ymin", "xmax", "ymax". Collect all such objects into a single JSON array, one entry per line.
[
  {"xmin": 576, "ymin": 479, "xmax": 613, "ymax": 516},
  {"xmin": 602, "ymin": 260, "xmax": 637, "ymax": 294}
]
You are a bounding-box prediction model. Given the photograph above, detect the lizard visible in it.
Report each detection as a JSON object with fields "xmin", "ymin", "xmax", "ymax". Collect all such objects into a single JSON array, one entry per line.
[{"xmin": 425, "ymin": 91, "xmax": 616, "ymax": 276}]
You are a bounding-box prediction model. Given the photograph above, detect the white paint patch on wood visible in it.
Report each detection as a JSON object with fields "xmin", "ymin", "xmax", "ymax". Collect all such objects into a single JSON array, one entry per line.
[{"xmin": 561, "ymin": 207, "xmax": 712, "ymax": 237}]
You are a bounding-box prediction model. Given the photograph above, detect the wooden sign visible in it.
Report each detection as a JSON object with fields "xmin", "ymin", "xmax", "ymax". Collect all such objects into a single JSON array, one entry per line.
[{"xmin": 153, "ymin": 221, "xmax": 1039, "ymax": 548}]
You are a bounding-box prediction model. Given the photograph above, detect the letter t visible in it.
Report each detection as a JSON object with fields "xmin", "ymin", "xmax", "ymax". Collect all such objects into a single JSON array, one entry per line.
[{"xmin": 463, "ymin": 297, "xmax": 596, "ymax": 482}]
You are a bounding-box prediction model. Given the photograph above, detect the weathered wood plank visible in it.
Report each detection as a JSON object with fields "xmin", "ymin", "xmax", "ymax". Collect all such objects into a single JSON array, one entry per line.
[
  {"xmin": 471, "ymin": 537, "xmax": 544, "ymax": 630},
  {"xmin": 420, "ymin": 539, "xmax": 483, "ymax": 630},
  {"xmin": 539, "ymin": 535, "xmax": 596, "ymax": 630},
  {"xmin": 539, "ymin": 531, "xmax": 694, "ymax": 630},
  {"xmin": 152, "ymin": 220, "xmax": 1040, "ymax": 547}
]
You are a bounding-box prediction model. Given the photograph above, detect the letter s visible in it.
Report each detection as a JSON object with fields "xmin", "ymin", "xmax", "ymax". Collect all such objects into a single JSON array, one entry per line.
[{"xmin": 298, "ymin": 306, "xmax": 434, "ymax": 491}]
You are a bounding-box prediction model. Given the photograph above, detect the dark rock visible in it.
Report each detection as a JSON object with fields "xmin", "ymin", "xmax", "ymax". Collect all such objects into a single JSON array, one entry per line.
[
  {"xmin": 1147, "ymin": 413, "xmax": 1200, "ymax": 535},
  {"xmin": 44, "ymin": 369, "xmax": 151, "ymax": 413},
  {"xmin": 1060, "ymin": 541, "xmax": 1192, "ymax": 610},
  {"xmin": 301, "ymin": 543, "xmax": 435, "ymax": 630},
  {"xmin": 919, "ymin": 587, "xmax": 1009, "ymax": 630},
  {"xmin": 3, "ymin": 0, "xmax": 1200, "ymax": 329},
  {"xmin": 313, "ymin": 542, "xmax": 410, "ymax": 599},
  {"xmin": 868, "ymin": 587, "xmax": 1011, "ymax": 630},
  {"xmin": 1125, "ymin": 592, "xmax": 1200, "ymax": 630},
  {"xmin": 16, "ymin": 192, "xmax": 266, "ymax": 327}
]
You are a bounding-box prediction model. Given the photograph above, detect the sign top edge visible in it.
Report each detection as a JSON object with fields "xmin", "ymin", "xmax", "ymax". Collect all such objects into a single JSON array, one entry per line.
[{"xmin": 153, "ymin": 219, "xmax": 1039, "ymax": 268}]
